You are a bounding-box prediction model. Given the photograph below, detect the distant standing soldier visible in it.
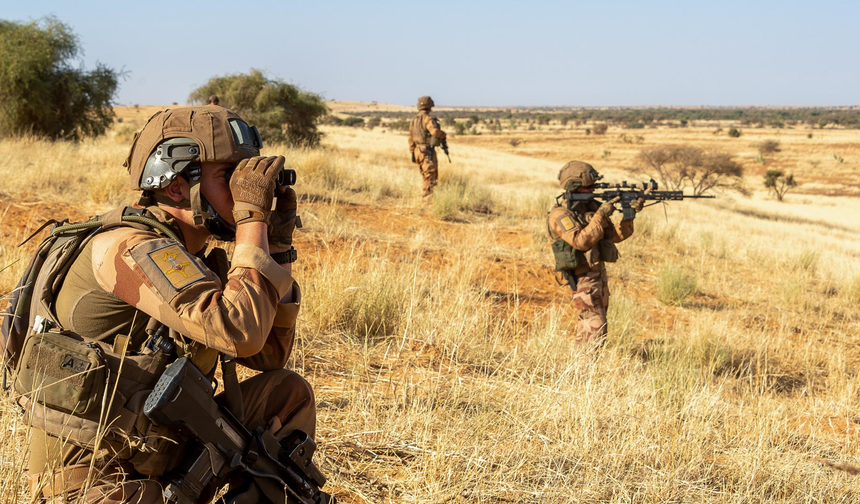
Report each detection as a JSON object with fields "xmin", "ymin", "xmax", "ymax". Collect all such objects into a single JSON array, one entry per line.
[
  {"xmin": 546, "ymin": 161, "xmax": 646, "ymax": 346},
  {"xmin": 208, "ymin": 94, "xmax": 220, "ymax": 106},
  {"xmin": 409, "ymin": 96, "xmax": 447, "ymax": 198}
]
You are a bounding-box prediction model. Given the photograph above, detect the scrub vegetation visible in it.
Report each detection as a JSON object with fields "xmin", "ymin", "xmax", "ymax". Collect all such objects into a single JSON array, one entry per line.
[{"xmin": 1, "ymin": 104, "xmax": 860, "ymax": 503}]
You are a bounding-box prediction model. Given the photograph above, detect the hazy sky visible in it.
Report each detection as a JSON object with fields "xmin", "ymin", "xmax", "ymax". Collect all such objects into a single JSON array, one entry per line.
[{"xmin": 5, "ymin": 0, "xmax": 858, "ymax": 107}]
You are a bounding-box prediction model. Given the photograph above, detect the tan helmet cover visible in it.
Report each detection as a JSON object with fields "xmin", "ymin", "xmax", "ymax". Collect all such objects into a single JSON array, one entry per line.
[
  {"xmin": 124, "ymin": 105, "xmax": 260, "ymax": 190},
  {"xmin": 417, "ymin": 96, "xmax": 435, "ymax": 110},
  {"xmin": 558, "ymin": 161, "xmax": 600, "ymax": 190}
]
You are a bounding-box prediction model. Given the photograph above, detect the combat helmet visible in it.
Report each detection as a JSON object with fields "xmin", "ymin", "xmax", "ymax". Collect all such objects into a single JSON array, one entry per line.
[
  {"xmin": 417, "ymin": 96, "xmax": 435, "ymax": 110},
  {"xmin": 123, "ymin": 105, "xmax": 263, "ymax": 239},
  {"xmin": 558, "ymin": 161, "xmax": 602, "ymax": 191}
]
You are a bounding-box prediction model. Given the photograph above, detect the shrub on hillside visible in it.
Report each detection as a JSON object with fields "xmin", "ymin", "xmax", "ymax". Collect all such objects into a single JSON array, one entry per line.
[
  {"xmin": 366, "ymin": 117, "xmax": 381, "ymax": 129},
  {"xmin": 756, "ymin": 140, "xmax": 781, "ymax": 155},
  {"xmin": 593, "ymin": 123, "xmax": 608, "ymax": 135},
  {"xmin": 763, "ymin": 169, "xmax": 796, "ymax": 201},
  {"xmin": 342, "ymin": 116, "xmax": 365, "ymax": 128},
  {"xmin": 0, "ymin": 17, "xmax": 119, "ymax": 141},
  {"xmin": 636, "ymin": 145, "xmax": 746, "ymax": 195},
  {"xmin": 322, "ymin": 115, "xmax": 343, "ymax": 126},
  {"xmin": 190, "ymin": 69, "xmax": 326, "ymax": 146},
  {"xmin": 727, "ymin": 127, "xmax": 742, "ymax": 138},
  {"xmin": 388, "ymin": 119, "xmax": 410, "ymax": 131}
]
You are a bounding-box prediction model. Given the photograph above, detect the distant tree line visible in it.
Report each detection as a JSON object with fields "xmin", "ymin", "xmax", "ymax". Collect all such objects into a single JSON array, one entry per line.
[{"xmin": 347, "ymin": 107, "xmax": 860, "ymax": 129}]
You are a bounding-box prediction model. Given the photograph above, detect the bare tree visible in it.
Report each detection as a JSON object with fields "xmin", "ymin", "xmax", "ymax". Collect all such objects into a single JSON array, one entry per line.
[{"xmin": 635, "ymin": 145, "xmax": 747, "ymax": 195}]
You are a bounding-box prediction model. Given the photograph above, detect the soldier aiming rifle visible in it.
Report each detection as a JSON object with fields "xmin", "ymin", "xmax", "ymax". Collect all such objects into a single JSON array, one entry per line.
[{"xmin": 546, "ymin": 161, "xmax": 713, "ymax": 346}]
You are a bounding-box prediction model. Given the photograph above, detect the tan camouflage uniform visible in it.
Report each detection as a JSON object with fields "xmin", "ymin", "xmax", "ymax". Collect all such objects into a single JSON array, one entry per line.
[
  {"xmin": 547, "ymin": 201, "xmax": 635, "ymax": 344},
  {"xmin": 29, "ymin": 207, "xmax": 311, "ymax": 504},
  {"xmin": 408, "ymin": 110, "xmax": 446, "ymax": 196}
]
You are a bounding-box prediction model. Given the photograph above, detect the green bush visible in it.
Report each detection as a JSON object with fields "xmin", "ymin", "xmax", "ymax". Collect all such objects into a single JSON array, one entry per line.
[
  {"xmin": 657, "ymin": 266, "xmax": 698, "ymax": 305},
  {"xmin": 0, "ymin": 17, "xmax": 119, "ymax": 141},
  {"xmin": 727, "ymin": 127, "xmax": 742, "ymax": 138},
  {"xmin": 763, "ymin": 169, "xmax": 796, "ymax": 201},
  {"xmin": 388, "ymin": 119, "xmax": 410, "ymax": 131},
  {"xmin": 190, "ymin": 69, "xmax": 326, "ymax": 146},
  {"xmin": 593, "ymin": 123, "xmax": 608, "ymax": 135},
  {"xmin": 454, "ymin": 122, "xmax": 467, "ymax": 135},
  {"xmin": 365, "ymin": 117, "xmax": 381, "ymax": 129},
  {"xmin": 342, "ymin": 116, "xmax": 365, "ymax": 128}
]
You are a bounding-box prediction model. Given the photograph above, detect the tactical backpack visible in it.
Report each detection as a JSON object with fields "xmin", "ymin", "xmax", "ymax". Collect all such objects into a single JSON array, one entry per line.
[{"xmin": 1, "ymin": 206, "xmax": 186, "ymax": 475}]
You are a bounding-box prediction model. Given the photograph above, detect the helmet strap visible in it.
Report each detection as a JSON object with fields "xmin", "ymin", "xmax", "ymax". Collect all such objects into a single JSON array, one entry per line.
[{"xmin": 190, "ymin": 181, "xmax": 206, "ymax": 226}]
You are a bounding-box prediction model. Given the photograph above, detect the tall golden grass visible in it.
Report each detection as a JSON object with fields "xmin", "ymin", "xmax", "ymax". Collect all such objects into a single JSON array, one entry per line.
[{"xmin": 1, "ymin": 114, "xmax": 860, "ymax": 502}]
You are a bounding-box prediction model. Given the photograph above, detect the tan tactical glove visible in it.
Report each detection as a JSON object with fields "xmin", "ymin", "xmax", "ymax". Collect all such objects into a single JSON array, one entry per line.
[
  {"xmin": 268, "ymin": 186, "xmax": 301, "ymax": 247},
  {"xmin": 229, "ymin": 156, "xmax": 285, "ymax": 225},
  {"xmin": 596, "ymin": 196, "xmax": 621, "ymax": 219},
  {"xmin": 630, "ymin": 188, "xmax": 650, "ymax": 213}
]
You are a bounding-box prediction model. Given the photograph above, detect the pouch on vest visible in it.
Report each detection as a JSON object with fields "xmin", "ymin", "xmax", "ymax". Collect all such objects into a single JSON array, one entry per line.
[
  {"xmin": 14, "ymin": 331, "xmax": 107, "ymax": 415},
  {"xmin": 598, "ymin": 239, "xmax": 619, "ymax": 263},
  {"xmin": 552, "ymin": 239, "xmax": 583, "ymax": 271}
]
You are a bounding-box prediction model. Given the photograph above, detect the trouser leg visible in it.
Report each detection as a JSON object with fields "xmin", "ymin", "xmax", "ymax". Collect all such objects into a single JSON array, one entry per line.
[
  {"xmin": 571, "ymin": 269, "xmax": 609, "ymax": 345},
  {"xmin": 232, "ymin": 368, "xmax": 316, "ymax": 440}
]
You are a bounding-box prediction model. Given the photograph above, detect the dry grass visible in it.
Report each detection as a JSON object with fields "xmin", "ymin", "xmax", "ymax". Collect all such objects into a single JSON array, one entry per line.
[{"xmin": 2, "ymin": 107, "xmax": 860, "ymax": 503}]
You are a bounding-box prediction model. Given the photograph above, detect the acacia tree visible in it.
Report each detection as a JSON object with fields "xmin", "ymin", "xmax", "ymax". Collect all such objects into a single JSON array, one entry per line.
[
  {"xmin": 635, "ymin": 145, "xmax": 747, "ymax": 195},
  {"xmin": 764, "ymin": 170, "xmax": 796, "ymax": 201},
  {"xmin": 0, "ymin": 17, "xmax": 119, "ymax": 141},
  {"xmin": 190, "ymin": 69, "xmax": 327, "ymax": 146}
]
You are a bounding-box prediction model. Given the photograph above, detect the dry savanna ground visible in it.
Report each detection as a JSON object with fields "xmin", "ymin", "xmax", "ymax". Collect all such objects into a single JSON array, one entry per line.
[{"xmin": 1, "ymin": 105, "xmax": 860, "ymax": 503}]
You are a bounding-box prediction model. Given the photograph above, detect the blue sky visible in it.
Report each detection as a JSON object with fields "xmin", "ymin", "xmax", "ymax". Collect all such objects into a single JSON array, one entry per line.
[{"xmin": 5, "ymin": 0, "xmax": 857, "ymax": 107}]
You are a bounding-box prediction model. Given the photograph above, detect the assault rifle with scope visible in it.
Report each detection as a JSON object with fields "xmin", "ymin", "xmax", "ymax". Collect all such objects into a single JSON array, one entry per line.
[
  {"xmin": 144, "ymin": 357, "xmax": 334, "ymax": 504},
  {"xmin": 563, "ymin": 179, "xmax": 715, "ymax": 220}
]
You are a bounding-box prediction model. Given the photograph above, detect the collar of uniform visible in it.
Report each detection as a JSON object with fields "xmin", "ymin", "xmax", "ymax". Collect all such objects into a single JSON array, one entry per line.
[{"xmin": 142, "ymin": 206, "xmax": 187, "ymax": 247}]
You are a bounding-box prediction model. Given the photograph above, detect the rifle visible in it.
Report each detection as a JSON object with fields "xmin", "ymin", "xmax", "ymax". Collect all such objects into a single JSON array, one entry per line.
[
  {"xmin": 563, "ymin": 179, "xmax": 714, "ymax": 221},
  {"xmin": 144, "ymin": 357, "xmax": 334, "ymax": 504},
  {"xmin": 440, "ymin": 139, "xmax": 451, "ymax": 163}
]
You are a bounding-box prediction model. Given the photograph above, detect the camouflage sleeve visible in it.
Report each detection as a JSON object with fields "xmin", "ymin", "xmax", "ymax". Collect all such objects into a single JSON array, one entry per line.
[
  {"xmin": 408, "ymin": 127, "xmax": 415, "ymax": 152},
  {"xmin": 237, "ymin": 283, "xmax": 301, "ymax": 371},
  {"xmin": 610, "ymin": 218, "xmax": 635, "ymax": 243},
  {"xmin": 424, "ymin": 115, "xmax": 447, "ymax": 140},
  {"xmin": 91, "ymin": 228, "xmax": 294, "ymax": 358},
  {"xmin": 551, "ymin": 211, "xmax": 608, "ymax": 252}
]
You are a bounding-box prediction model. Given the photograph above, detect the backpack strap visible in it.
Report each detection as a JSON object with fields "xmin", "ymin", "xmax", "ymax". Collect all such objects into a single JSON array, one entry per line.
[{"xmin": 50, "ymin": 207, "xmax": 182, "ymax": 243}]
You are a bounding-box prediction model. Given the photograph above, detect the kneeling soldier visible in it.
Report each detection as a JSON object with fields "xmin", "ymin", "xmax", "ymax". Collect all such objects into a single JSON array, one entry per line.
[{"xmin": 3, "ymin": 105, "xmax": 323, "ymax": 503}]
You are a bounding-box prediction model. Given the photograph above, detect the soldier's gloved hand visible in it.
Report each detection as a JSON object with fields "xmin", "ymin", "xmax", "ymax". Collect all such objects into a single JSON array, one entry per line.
[
  {"xmin": 630, "ymin": 188, "xmax": 651, "ymax": 214},
  {"xmin": 597, "ymin": 196, "xmax": 621, "ymax": 219},
  {"xmin": 229, "ymin": 156, "xmax": 284, "ymax": 225},
  {"xmin": 268, "ymin": 185, "xmax": 301, "ymax": 247}
]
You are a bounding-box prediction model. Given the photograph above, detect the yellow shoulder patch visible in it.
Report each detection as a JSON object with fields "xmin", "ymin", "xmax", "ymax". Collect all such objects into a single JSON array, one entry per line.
[
  {"xmin": 147, "ymin": 244, "xmax": 205, "ymax": 290},
  {"xmin": 559, "ymin": 216, "xmax": 576, "ymax": 232}
]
